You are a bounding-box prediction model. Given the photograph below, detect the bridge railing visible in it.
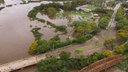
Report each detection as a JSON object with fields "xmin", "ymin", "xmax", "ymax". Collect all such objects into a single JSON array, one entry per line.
[{"xmin": 79, "ymin": 54, "xmax": 124, "ymax": 72}]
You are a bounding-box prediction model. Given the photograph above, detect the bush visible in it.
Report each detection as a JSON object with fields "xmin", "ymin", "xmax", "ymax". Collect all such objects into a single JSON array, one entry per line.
[
  {"xmin": 72, "ymin": 20, "xmax": 97, "ymax": 35},
  {"xmin": 56, "ymin": 25, "xmax": 67, "ymax": 32},
  {"xmin": 29, "ymin": 35, "xmax": 73, "ymax": 54},
  {"xmin": 74, "ymin": 34, "xmax": 93, "ymax": 43},
  {"xmin": 91, "ymin": 26, "xmax": 101, "ymax": 35},
  {"xmin": 117, "ymin": 59, "xmax": 128, "ymax": 70},
  {"xmin": 46, "ymin": 7, "xmax": 58, "ymax": 18},
  {"xmin": 124, "ymin": 42, "xmax": 128, "ymax": 50},
  {"xmin": 59, "ymin": 51, "xmax": 71, "ymax": 61},
  {"xmin": 37, "ymin": 52, "xmax": 106, "ymax": 72},
  {"xmin": 114, "ymin": 45, "xmax": 126, "ymax": 54},
  {"xmin": 98, "ymin": 16, "xmax": 110, "ymax": 29},
  {"xmin": 117, "ymin": 26, "xmax": 128, "ymax": 43},
  {"xmin": 31, "ymin": 27, "xmax": 42, "ymax": 40},
  {"xmin": 95, "ymin": 8, "xmax": 107, "ymax": 14},
  {"xmin": 37, "ymin": 56, "xmax": 67, "ymax": 72},
  {"xmin": 115, "ymin": 6, "xmax": 124, "ymax": 21},
  {"xmin": 29, "ymin": 40, "xmax": 38, "ymax": 54},
  {"xmin": 47, "ymin": 21, "xmax": 56, "ymax": 28},
  {"xmin": 102, "ymin": 50, "xmax": 113, "ymax": 57},
  {"xmin": 116, "ymin": 18, "xmax": 128, "ymax": 30},
  {"xmin": 104, "ymin": 38, "xmax": 116, "ymax": 50}
]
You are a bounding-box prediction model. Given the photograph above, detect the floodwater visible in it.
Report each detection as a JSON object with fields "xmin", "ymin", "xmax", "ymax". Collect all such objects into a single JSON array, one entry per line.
[
  {"xmin": 0, "ymin": 3, "xmax": 39, "ymax": 64},
  {"xmin": 4, "ymin": 0, "xmax": 22, "ymax": 5},
  {"xmin": 37, "ymin": 13, "xmax": 68, "ymax": 26},
  {"xmin": 0, "ymin": 1, "xmax": 68, "ymax": 64}
]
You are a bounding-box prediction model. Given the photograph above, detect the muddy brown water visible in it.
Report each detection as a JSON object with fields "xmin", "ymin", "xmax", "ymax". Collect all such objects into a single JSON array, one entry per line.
[
  {"xmin": 0, "ymin": 2, "xmax": 68, "ymax": 64},
  {"xmin": 0, "ymin": 3, "xmax": 37, "ymax": 64},
  {"xmin": 0, "ymin": 1, "xmax": 72, "ymax": 72}
]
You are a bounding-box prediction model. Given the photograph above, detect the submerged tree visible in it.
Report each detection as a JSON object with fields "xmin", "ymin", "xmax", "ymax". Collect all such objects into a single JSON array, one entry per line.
[{"xmin": 31, "ymin": 27, "xmax": 42, "ymax": 40}]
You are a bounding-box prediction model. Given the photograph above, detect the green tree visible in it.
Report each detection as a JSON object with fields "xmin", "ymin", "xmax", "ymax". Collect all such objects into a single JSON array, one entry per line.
[
  {"xmin": 102, "ymin": 50, "xmax": 113, "ymax": 57},
  {"xmin": 117, "ymin": 26, "xmax": 128, "ymax": 43},
  {"xmin": 98, "ymin": 16, "xmax": 109, "ymax": 29},
  {"xmin": 73, "ymin": 21, "xmax": 96, "ymax": 35},
  {"xmin": 36, "ymin": 40, "xmax": 50, "ymax": 54},
  {"xmin": 116, "ymin": 18, "xmax": 128, "ymax": 30},
  {"xmin": 31, "ymin": 27, "xmax": 42, "ymax": 40},
  {"xmin": 116, "ymin": 6, "xmax": 124, "ymax": 21},
  {"xmin": 47, "ymin": 7, "xmax": 57, "ymax": 18},
  {"xmin": 37, "ymin": 56, "xmax": 67, "ymax": 72},
  {"xmin": 59, "ymin": 51, "xmax": 71, "ymax": 61},
  {"xmin": 114, "ymin": 45, "xmax": 126, "ymax": 54},
  {"xmin": 29, "ymin": 40, "xmax": 38, "ymax": 54},
  {"xmin": 104, "ymin": 38, "xmax": 116, "ymax": 50}
]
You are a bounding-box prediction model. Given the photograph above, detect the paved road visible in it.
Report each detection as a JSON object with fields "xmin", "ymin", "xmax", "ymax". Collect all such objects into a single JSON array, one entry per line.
[{"xmin": 107, "ymin": 2, "xmax": 121, "ymax": 28}]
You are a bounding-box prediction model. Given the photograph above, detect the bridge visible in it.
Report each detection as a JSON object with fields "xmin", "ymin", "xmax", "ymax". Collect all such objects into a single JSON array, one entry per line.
[{"xmin": 79, "ymin": 55, "xmax": 124, "ymax": 72}]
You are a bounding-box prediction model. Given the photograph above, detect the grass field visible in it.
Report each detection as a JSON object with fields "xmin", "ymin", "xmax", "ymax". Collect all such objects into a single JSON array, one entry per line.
[
  {"xmin": 76, "ymin": 42, "xmax": 103, "ymax": 53},
  {"xmin": 63, "ymin": 11, "xmax": 91, "ymax": 17},
  {"xmin": 84, "ymin": 5, "xmax": 98, "ymax": 10}
]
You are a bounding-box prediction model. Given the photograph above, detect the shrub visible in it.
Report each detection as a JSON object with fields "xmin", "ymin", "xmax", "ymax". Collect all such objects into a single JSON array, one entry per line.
[
  {"xmin": 37, "ymin": 56, "xmax": 67, "ymax": 72},
  {"xmin": 59, "ymin": 51, "xmax": 71, "ymax": 61},
  {"xmin": 124, "ymin": 42, "xmax": 128, "ymax": 50},
  {"xmin": 104, "ymin": 38, "xmax": 116, "ymax": 50},
  {"xmin": 116, "ymin": 18, "xmax": 128, "ymax": 30},
  {"xmin": 37, "ymin": 52, "xmax": 107, "ymax": 72},
  {"xmin": 46, "ymin": 7, "xmax": 57, "ymax": 18},
  {"xmin": 117, "ymin": 26, "xmax": 128, "ymax": 43},
  {"xmin": 114, "ymin": 45, "xmax": 126, "ymax": 54},
  {"xmin": 74, "ymin": 34, "xmax": 93, "ymax": 43},
  {"xmin": 102, "ymin": 50, "xmax": 113, "ymax": 57},
  {"xmin": 31, "ymin": 27, "xmax": 42, "ymax": 40},
  {"xmin": 95, "ymin": 8, "xmax": 107, "ymax": 14},
  {"xmin": 56, "ymin": 25, "xmax": 67, "ymax": 32},
  {"xmin": 98, "ymin": 16, "xmax": 110, "ymax": 29},
  {"xmin": 115, "ymin": 6, "xmax": 124, "ymax": 21},
  {"xmin": 29, "ymin": 40, "xmax": 38, "ymax": 54}
]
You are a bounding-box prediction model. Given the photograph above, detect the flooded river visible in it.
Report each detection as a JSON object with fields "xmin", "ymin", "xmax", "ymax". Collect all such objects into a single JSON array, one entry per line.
[
  {"xmin": 0, "ymin": 1, "xmax": 49, "ymax": 64},
  {"xmin": 0, "ymin": 3, "xmax": 39, "ymax": 64},
  {"xmin": 0, "ymin": 0, "xmax": 69, "ymax": 64},
  {"xmin": 0, "ymin": 0, "xmax": 69, "ymax": 71}
]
